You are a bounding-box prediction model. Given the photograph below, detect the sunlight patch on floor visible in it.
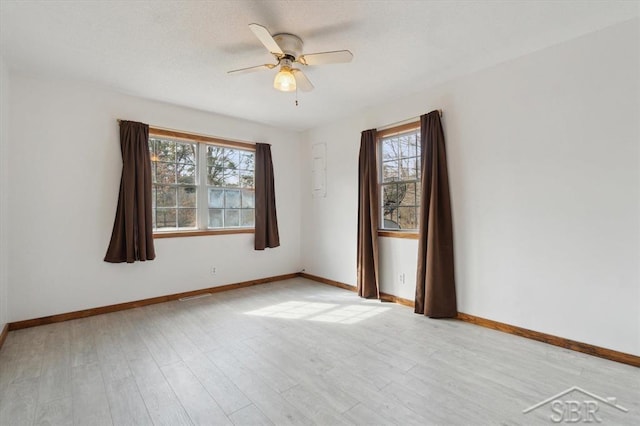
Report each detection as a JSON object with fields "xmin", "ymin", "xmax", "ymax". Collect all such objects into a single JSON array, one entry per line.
[{"xmin": 245, "ymin": 301, "xmax": 390, "ymax": 324}]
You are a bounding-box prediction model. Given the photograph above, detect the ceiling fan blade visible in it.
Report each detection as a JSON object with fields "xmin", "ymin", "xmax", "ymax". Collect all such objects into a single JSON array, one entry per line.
[
  {"xmin": 227, "ymin": 64, "xmax": 276, "ymax": 75},
  {"xmin": 248, "ymin": 23, "xmax": 284, "ymax": 55},
  {"xmin": 299, "ymin": 50, "xmax": 353, "ymax": 66},
  {"xmin": 291, "ymin": 69, "xmax": 314, "ymax": 92}
]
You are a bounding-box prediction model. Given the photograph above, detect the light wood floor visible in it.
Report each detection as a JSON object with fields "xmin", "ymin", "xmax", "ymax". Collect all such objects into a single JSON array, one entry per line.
[{"xmin": 0, "ymin": 278, "xmax": 638, "ymax": 425}]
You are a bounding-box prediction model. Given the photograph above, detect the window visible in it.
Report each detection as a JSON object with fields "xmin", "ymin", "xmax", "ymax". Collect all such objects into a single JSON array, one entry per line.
[
  {"xmin": 378, "ymin": 123, "xmax": 421, "ymax": 232},
  {"xmin": 149, "ymin": 129, "xmax": 255, "ymax": 236}
]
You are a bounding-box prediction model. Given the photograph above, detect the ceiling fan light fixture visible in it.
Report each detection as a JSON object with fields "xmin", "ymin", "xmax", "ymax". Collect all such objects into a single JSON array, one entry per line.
[{"xmin": 273, "ymin": 66, "xmax": 296, "ymax": 92}]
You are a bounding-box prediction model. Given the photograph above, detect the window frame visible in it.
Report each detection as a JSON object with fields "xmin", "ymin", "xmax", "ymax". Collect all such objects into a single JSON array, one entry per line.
[
  {"xmin": 149, "ymin": 127, "xmax": 256, "ymax": 238},
  {"xmin": 376, "ymin": 121, "xmax": 421, "ymax": 240}
]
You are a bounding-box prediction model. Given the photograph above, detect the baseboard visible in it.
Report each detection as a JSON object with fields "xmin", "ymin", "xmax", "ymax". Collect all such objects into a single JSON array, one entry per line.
[
  {"xmin": 379, "ymin": 292, "xmax": 414, "ymax": 308},
  {"xmin": 8, "ymin": 273, "xmax": 298, "ymax": 331},
  {"xmin": 299, "ymin": 273, "xmax": 640, "ymax": 368},
  {"xmin": 0, "ymin": 323, "xmax": 8, "ymax": 350},
  {"xmin": 455, "ymin": 313, "xmax": 640, "ymax": 368},
  {"xmin": 299, "ymin": 272, "xmax": 356, "ymax": 292}
]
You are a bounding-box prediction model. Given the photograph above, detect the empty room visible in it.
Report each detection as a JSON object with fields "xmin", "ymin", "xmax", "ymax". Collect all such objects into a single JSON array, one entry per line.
[{"xmin": 0, "ymin": 1, "xmax": 638, "ymax": 425}]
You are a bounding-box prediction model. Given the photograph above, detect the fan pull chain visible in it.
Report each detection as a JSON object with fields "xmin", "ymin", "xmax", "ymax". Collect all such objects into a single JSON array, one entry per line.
[{"xmin": 295, "ymin": 86, "xmax": 299, "ymax": 106}]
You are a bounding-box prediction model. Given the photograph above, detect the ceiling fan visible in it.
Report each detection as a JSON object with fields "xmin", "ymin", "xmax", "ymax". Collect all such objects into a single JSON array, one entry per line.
[{"xmin": 228, "ymin": 23, "xmax": 353, "ymax": 93}]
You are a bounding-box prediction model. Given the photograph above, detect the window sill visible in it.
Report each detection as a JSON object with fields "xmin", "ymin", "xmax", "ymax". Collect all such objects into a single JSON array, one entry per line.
[
  {"xmin": 154, "ymin": 228, "xmax": 255, "ymax": 239},
  {"xmin": 377, "ymin": 230, "xmax": 419, "ymax": 240}
]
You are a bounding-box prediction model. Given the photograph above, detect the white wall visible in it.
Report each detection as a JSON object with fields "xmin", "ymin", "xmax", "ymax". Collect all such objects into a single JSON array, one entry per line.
[
  {"xmin": 301, "ymin": 19, "xmax": 640, "ymax": 355},
  {"xmin": 7, "ymin": 74, "xmax": 302, "ymax": 322},
  {"xmin": 0, "ymin": 56, "xmax": 9, "ymax": 330}
]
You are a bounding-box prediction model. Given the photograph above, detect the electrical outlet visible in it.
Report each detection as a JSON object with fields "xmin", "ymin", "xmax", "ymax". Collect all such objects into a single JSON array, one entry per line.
[
  {"xmin": 399, "ymin": 272, "xmax": 405, "ymax": 284},
  {"xmin": 210, "ymin": 266, "xmax": 217, "ymax": 275}
]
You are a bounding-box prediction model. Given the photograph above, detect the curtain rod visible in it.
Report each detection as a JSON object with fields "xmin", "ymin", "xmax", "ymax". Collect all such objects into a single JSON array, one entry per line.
[{"xmin": 376, "ymin": 109, "xmax": 443, "ymax": 132}]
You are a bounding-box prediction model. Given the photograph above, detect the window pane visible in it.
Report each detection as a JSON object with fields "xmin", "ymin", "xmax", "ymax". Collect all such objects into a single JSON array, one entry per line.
[
  {"xmin": 241, "ymin": 209, "xmax": 255, "ymax": 227},
  {"xmin": 156, "ymin": 162, "xmax": 176, "ymax": 184},
  {"xmin": 155, "ymin": 140, "xmax": 175, "ymax": 162},
  {"xmin": 405, "ymin": 134, "xmax": 418, "ymax": 157},
  {"xmin": 400, "ymin": 158, "xmax": 418, "ymax": 180},
  {"xmin": 382, "ymin": 160, "xmax": 399, "ymax": 183},
  {"xmin": 208, "ymin": 209, "xmax": 223, "ymax": 228},
  {"xmin": 151, "ymin": 187, "xmax": 156, "ymax": 208},
  {"xmin": 239, "ymin": 152, "xmax": 254, "ymax": 170},
  {"xmin": 224, "ymin": 149, "xmax": 240, "ymax": 168},
  {"xmin": 156, "ymin": 186, "xmax": 176, "ymax": 207},
  {"xmin": 397, "ymin": 207, "xmax": 418, "ymax": 230},
  {"xmin": 176, "ymin": 143, "xmax": 196, "ymax": 164},
  {"xmin": 223, "ymin": 170, "xmax": 239, "ymax": 187},
  {"xmin": 207, "ymin": 166, "xmax": 223, "ymax": 186},
  {"xmin": 241, "ymin": 189, "xmax": 255, "ymax": 208},
  {"xmin": 208, "ymin": 188, "xmax": 224, "ymax": 208},
  {"xmin": 382, "ymin": 183, "xmax": 407, "ymax": 209},
  {"xmin": 382, "ymin": 139, "xmax": 398, "ymax": 161},
  {"xmin": 177, "ymin": 209, "xmax": 197, "ymax": 228},
  {"xmin": 225, "ymin": 209, "xmax": 240, "ymax": 227},
  {"xmin": 225, "ymin": 189, "xmax": 241, "ymax": 208},
  {"xmin": 178, "ymin": 186, "xmax": 196, "ymax": 207},
  {"xmin": 177, "ymin": 163, "xmax": 196, "ymax": 184},
  {"xmin": 156, "ymin": 208, "xmax": 176, "ymax": 229},
  {"xmin": 416, "ymin": 185, "xmax": 421, "ymax": 207},
  {"xmin": 239, "ymin": 170, "xmax": 254, "ymax": 188},
  {"xmin": 399, "ymin": 183, "xmax": 416, "ymax": 207},
  {"xmin": 383, "ymin": 208, "xmax": 399, "ymax": 229},
  {"xmin": 207, "ymin": 146, "xmax": 222, "ymax": 165}
]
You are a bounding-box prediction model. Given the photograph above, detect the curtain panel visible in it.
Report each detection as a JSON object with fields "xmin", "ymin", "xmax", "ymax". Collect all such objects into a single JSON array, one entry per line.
[
  {"xmin": 414, "ymin": 111, "xmax": 457, "ymax": 317},
  {"xmin": 104, "ymin": 120, "xmax": 156, "ymax": 263},
  {"xmin": 254, "ymin": 143, "xmax": 280, "ymax": 250},
  {"xmin": 357, "ymin": 129, "xmax": 380, "ymax": 299}
]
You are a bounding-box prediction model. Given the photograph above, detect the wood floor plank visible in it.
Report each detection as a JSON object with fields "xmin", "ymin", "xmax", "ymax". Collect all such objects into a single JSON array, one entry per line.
[
  {"xmin": 69, "ymin": 317, "xmax": 98, "ymax": 367},
  {"xmin": 37, "ymin": 322, "xmax": 72, "ymax": 404},
  {"xmin": 228, "ymin": 404, "xmax": 274, "ymax": 426},
  {"xmin": 165, "ymin": 301, "xmax": 223, "ymax": 353},
  {"xmin": 71, "ymin": 363, "xmax": 113, "ymax": 426},
  {"xmin": 182, "ymin": 352, "xmax": 251, "ymax": 415},
  {"xmin": 126, "ymin": 307, "xmax": 182, "ymax": 367},
  {"xmin": 322, "ymin": 366, "xmax": 430, "ymax": 425},
  {"xmin": 280, "ymin": 384, "xmax": 354, "ymax": 425},
  {"xmin": 111, "ymin": 310, "xmax": 156, "ymax": 363},
  {"xmin": 206, "ymin": 348, "xmax": 313, "ymax": 426},
  {"xmin": 0, "ymin": 376, "xmax": 39, "ymax": 426},
  {"xmin": 224, "ymin": 341, "xmax": 298, "ymax": 393},
  {"xmin": 34, "ymin": 396, "xmax": 73, "ymax": 426},
  {"xmin": 2, "ymin": 326, "xmax": 46, "ymax": 385},
  {"xmin": 161, "ymin": 361, "xmax": 232, "ymax": 426},
  {"xmin": 128, "ymin": 357, "xmax": 193, "ymax": 426}
]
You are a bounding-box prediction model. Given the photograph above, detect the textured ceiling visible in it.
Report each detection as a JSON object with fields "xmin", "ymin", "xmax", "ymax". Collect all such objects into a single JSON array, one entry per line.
[{"xmin": 1, "ymin": 1, "xmax": 638, "ymax": 131}]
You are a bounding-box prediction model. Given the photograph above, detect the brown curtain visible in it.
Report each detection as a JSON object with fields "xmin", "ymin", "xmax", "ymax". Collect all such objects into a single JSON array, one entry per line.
[
  {"xmin": 254, "ymin": 143, "xmax": 280, "ymax": 250},
  {"xmin": 105, "ymin": 121, "xmax": 155, "ymax": 263},
  {"xmin": 357, "ymin": 129, "xmax": 380, "ymax": 299},
  {"xmin": 414, "ymin": 111, "xmax": 457, "ymax": 317}
]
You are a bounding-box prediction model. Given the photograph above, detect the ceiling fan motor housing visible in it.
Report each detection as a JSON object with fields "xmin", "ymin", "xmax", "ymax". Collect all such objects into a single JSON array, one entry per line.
[{"xmin": 273, "ymin": 33, "xmax": 304, "ymax": 60}]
